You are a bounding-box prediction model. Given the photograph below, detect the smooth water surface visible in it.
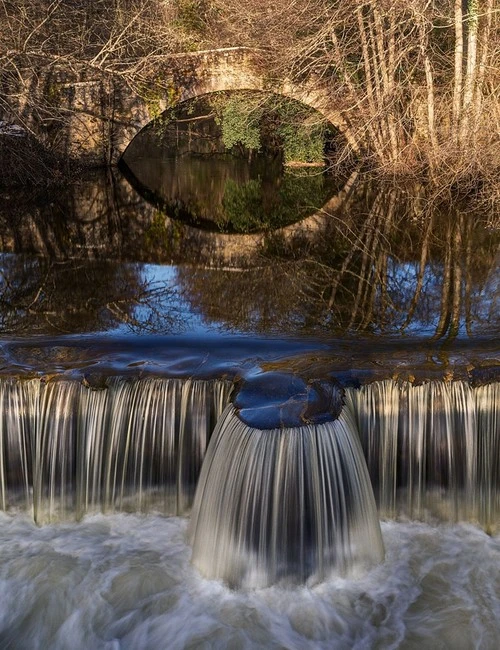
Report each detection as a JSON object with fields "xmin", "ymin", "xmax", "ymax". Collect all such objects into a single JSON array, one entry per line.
[{"xmin": 0, "ymin": 167, "xmax": 498, "ymax": 380}]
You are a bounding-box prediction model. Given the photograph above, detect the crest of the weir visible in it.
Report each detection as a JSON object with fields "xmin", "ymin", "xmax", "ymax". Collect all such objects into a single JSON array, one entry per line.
[{"xmin": 0, "ymin": 375, "xmax": 498, "ymax": 586}]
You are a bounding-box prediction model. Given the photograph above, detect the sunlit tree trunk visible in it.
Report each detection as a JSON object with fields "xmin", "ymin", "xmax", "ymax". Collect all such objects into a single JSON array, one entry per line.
[
  {"xmin": 416, "ymin": 13, "xmax": 438, "ymax": 163},
  {"xmin": 472, "ymin": 0, "xmax": 494, "ymax": 143},
  {"xmin": 373, "ymin": 7, "xmax": 399, "ymax": 163},
  {"xmin": 459, "ymin": 0, "xmax": 479, "ymax": 145},
  {"xmin": 452, "ymin": 0, "xmax": 464, "ymax": 137},
  {"xmin": 356, "ymin": 5, "xmax": 385, "ymax": 155}
]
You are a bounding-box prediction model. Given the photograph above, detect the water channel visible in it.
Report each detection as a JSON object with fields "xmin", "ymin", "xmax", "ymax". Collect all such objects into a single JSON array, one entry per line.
[{"xmin": 0, "ymin": 102, "xmax": 499, "ymax": 648}]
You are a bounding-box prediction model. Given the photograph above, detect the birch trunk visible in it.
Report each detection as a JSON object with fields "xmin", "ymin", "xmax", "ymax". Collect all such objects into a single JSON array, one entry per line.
[
  {"xmin": 452, "ymin": 0, "xmax": 464, "ymax": 138},
  {"xmin": 356, "ymin": 6, "xmax": 385, "ymax": 156},
  {"xmin": 472, "ymin": 0, "xmax": 494, "ymax": 142},
  {"xmin": 459, "ymin": 0, "xmax": 479, "ymax": 145},
  {"xmin": 417, "ymin": 16, "xmax": 438, "ymax": 158}
]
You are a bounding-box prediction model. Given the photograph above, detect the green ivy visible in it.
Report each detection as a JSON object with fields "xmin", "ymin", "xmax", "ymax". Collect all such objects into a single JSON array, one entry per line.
[
  {"xmin": 279, "ymin": 122, "xmax": 326, "ymax": 164},
  {"xmin": 143, "ymin": 210, "xmax": 170, "ymax": 251},
  {"xmin": 215, "ymin": 95, "xmax": 263, "ymax": 151},
  {"xmin": 174, "ymin": 0, "xmax": 207, "ymax": 35},
  {"xmin": 211, "ymin": 92, "xmax": 328, "ymax": 163},
  {"xmin": 221, "ymin": 179, "xmax": 264, "ymax": 231},
  {"xmin": 218, "ymin": 170, "xmax": 331, "ymax": 233}
]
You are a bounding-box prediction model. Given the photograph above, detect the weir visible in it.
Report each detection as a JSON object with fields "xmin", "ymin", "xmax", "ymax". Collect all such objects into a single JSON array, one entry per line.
[
  {"xmin": 0, "ymin": 377, "xmax": 231, "ymax": 522},
  {"xmin": 346, "ymin": 380, "xmax": 500, "ymax": 530},
  {"xmin": 0, "ymin": 374, "xmax": 498, "ymax": 586},
  {"xmin": 189, "ymin": 404, "xmax": 384, "ymax": 588}
]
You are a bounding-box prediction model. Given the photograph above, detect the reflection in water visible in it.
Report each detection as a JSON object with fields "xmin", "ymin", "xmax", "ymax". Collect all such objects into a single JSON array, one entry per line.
[
  {"xmin": 0, "ymin": 170, "xmax": 152, "ymax": 260},
  {"xmin": 120, "ymin": 153, "xmax": 339, "ymax": 233},
  {"xmin": 120, "ymin": 92, "xmax": 340, "ymax": 233},
  {"xmin": 0, "ymin": 255, "xmax": 184, "ymax": 335},
  {"xmin": 175, "ymin": 188, "xmax": 499, "ymax": 339},
  {"xmin": 0, "ymin": 170, "xmax": 497, "ymax": 343}
]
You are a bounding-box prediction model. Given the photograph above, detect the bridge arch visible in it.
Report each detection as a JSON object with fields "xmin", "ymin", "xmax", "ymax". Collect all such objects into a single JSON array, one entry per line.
[{"xmin": 113, "ymin": 47, "xmax": 357, "ymax": 163}]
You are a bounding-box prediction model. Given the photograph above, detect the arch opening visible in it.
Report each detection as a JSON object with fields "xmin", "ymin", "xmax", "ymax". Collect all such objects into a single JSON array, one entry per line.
[
  {"xmin": 121, "ymin": 89, "xmax": 351, "ymax": 166},
  {"xmin": 119, "ymin": 91, "xmax": 353, "ymax": 234}
]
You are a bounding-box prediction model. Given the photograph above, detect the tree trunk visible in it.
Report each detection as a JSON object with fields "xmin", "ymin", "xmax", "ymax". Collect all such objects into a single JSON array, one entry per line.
[
  {"xmin": 417, "ymin": 15, "xmax": 438, "ymax": 161},
  {"xmin": 472, "ymin": 0, "xmax": 494, "ymax": 143},
  {"xmin": 452, "ymin": 0, "xmax": 464, "ymax": 138},
  {"xmin": 459, "ymin": 0, "xmax": 479, "ymax": 145}
]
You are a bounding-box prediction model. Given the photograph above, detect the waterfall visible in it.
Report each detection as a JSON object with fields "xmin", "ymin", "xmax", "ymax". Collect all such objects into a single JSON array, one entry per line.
[
  {"xmin": 345, "ymin": 380, "xmax": 500, "ymax": 529},
  {"xmin": 1, "ymin": 372, "xmax": 498, "ymax": 587},
  {"xmin": 188, "ymin": 404, "xmax": 384, "ymax": 588},
  {"xmin": 0, "ymin": 377, "xmax": 231, "ymax": 522}
]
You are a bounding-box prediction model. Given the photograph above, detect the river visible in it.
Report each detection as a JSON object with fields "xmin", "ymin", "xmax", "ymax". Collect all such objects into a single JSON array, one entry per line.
[{"xmin": 0, "ymin": 110, "xmax": 498, "ymax": 648}]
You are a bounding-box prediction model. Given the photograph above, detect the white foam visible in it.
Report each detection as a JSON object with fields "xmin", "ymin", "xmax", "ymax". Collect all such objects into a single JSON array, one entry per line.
[{"xmin": 1, "ymin": 513, "xmax": 499, "ymax": 649}]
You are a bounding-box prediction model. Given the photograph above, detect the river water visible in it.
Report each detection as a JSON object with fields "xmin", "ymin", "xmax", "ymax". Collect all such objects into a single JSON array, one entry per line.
[
  {"xmin": 0, "ymin": 110, "xmax": 499, "ymax": 647},
  {"xmin": 1, "ymin": 513, "xmax": 499, "ymax": 649}
]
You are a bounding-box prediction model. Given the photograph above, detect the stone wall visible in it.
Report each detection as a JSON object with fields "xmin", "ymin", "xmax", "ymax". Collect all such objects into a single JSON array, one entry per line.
[{"xmin": 13, "ymin": 48, "xmax": 357, "ymax": 166}]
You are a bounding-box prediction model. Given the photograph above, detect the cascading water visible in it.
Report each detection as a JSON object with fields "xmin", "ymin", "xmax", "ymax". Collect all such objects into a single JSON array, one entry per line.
[
  {"xmin": 1, "ymin": 370, "xmax": 499, "ymax": 591},
  {"xmin": 0, "ymin": 369, "xmax": 499, "ymax": 647},
  {"xmin": 0, "ymin": 376, "xmax": 231, "ymax": 522},
  {"xmin": 345, "ymin": 380, "xmax": 500, "ymax": 530},
  {"xmin": 188, "ymin": 403, "xmax": 384, "ymax": 588}
]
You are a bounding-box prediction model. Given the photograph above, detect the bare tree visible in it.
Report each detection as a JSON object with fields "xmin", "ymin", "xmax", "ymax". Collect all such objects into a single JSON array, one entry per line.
[
  {"xmin": 203, "ymin": 1, "xmax": 499, "ymax": 206},
  {"xmin": 0, "ymin": 1, "xmax": 195, "ymax": 148},
  {"xmin": 1, "ymin": 0, "xmax": 498, "ymax": 205}
]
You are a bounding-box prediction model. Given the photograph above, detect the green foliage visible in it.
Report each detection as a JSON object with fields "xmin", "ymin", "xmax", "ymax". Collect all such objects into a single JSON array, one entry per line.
[
  {"xmin": 221, "ymin": 179, "xmax": 264, "ymax": 232},
  {"xmin": 215, "ymin": 95, "xmax": 263, "ymax": 152},
  {"xmin": 138, "ymin": 80, "xmax": 164, "ymax": 120},
  {"xmin": 211, "ymin": 92, "xmax": 328, "ymax": 164},
  {"xmin": 467, "ymin": 0, "xmax": 479, "ymax": 28},
  {"xmin": 143, "ymin": 210, "xmax": 170, "ymax": 252},
  {"xmin": 219, "ymin": 169, "xmax": 331, "ymax": 233},
  {"xmin": 279, "ymin": 121, "xmax": 326, "ymax": 164},
  {"xmin": 269, "ymin": 98, "xmax": 327, "ymax": 164},
  {"xmin": 46, "ymin": 81, "xmax": 62, "ymax": 106}
]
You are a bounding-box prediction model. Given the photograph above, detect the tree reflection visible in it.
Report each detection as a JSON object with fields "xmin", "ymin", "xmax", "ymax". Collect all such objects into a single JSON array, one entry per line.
[
  {"xmin": 120, "ymin": 153, "xmax": 339, "ymax": 233},
  {"xmin": 0, "ymin": 174, "xmax": 497, "ymax": 340},
  {"xmin": 0, "ymin": 169, "xmax": 155, "ymax": 261},
  {"xmin": 0, "ymin": 256, "xmax": 183, "ymax": 335},
  {"xmin": 177, "ymin": 185, "xmax": 499, "ymax": 339}
]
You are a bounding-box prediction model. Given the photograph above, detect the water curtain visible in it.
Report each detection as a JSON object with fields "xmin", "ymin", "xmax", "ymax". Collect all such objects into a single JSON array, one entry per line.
[
  {"xmin": 0, "ymin": 373, "xmax": 498, "ymax": 587},
  {"xmin": 188, "ymin": 404, "xmax": 384, "ymax": 588},
  {"xmin": 0, "ymin": 377, "xmax": 231, "ymax": 522},
  {"xmin": 345, "ymin": 380, "xmax": 500, "ymax": 530}
]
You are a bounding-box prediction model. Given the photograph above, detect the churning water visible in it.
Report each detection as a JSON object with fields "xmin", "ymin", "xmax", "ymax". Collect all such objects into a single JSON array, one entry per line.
[
  {"xmin": 1, "ymin": 513, "xmax": 499, "ymax": 649},
  {"xmin": 0, "ymin": 376, "xmax": 499, "ymax": 647}
]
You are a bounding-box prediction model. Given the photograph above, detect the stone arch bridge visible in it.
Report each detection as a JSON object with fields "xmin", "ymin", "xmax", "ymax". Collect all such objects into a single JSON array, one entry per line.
[{"xmin": 42, "ymin": 47, "xmax": 356, "ymax": 165}]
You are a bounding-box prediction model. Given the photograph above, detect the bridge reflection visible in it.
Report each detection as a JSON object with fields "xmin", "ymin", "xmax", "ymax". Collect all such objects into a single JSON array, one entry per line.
[{"xmin": 0, "ymin": 170, "xmax": 497, "ymax": 342}]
